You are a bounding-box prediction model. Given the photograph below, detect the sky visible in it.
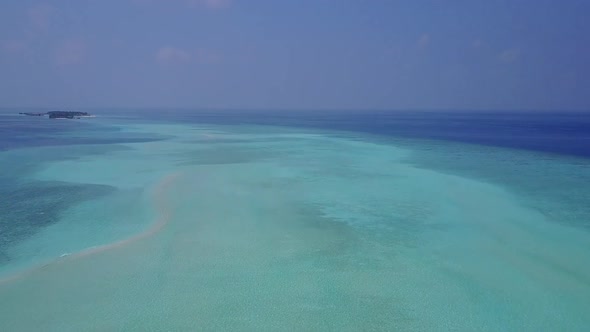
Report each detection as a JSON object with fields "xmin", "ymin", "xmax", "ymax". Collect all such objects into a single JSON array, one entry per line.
[{"xmin": 1, "ymin": 0, "xmax": 589, "ymax": 111}]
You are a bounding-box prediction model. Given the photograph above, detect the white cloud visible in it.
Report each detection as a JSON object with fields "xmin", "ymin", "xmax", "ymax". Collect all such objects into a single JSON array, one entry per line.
[
  {"xmin": 472, "ymin": 39, "xmax": 485, "ymax": 48},
  {"xmin": 194, "ymin": 48, "xmax": 220, "ymax": 64},
  {"xmin": 132, "ymin": 0, "xmax": 231, "ymax": 9},
  {"xmin": 54, "ymin": 40, "xmax": 86, "ymax": 66},
  {"xmin": 417, "ymin": 33, "xmax": 430, "ymax": 49},
  {"xmin": 188, "ymin": 0, "xmax": 231, "ymax": 9},
  {"xmin": 156, "ymin": 47, "xmax": 192, "ymax": 64},
  {"xmin": 1, "ymin": 40, "xmax": 28, "ymax": 54},
  {"xmin": 28, "ymin": 4, "xmax": 55, "ymax": 32},
  {"xmin": 155, "ymin": 47, "xmax": 221, "ymax": 65},
  {"xmin": 499, "ymin": 49, "xmax": 520, "ymax": 63}
]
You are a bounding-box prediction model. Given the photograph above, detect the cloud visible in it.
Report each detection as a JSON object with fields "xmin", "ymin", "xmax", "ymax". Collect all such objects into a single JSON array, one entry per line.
[
  {"xmin": 472, "ymin": 39, "xmax": 485, "ymax": 48},
  {"xmin": 1, "ymin": 40, "xmax": 28, "ymax": 54},
  {"xmin": 155, "ymin": 47, "xmax": 221, "ymax": 65},
  {"xmin": 28, "ymin": 4, "xmax": 55, "ymax": 32},
  {"xmin": 54, "ymin": 40, "xmax": 86, "ymax": 66},
  {"xmin": 188, "ymin": 0, "xmax": 231, "ymax": 9},
  {"xmin": 156, "ymin": 47, "xmax": 192, "ymax": 64},
  {"xmin": 499, "ymin": 49, "xmax": 520, "ymax": 63},
  {"xmin": 194, "ymin": 48, "xmax": 220, "ymax": 64},
  {"xmin": 132, "ymin": 0, "xmax": 231, "ymax": 9},
  {"xmin": 417, "ymin": 34, "xmax": 430, "ymax": 49}
]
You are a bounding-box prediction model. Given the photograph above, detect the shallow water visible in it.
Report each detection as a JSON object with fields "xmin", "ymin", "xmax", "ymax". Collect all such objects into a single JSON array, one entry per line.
[{"xmin": 1, "ymin": 111, "xmax": 589, "ymax": 331}]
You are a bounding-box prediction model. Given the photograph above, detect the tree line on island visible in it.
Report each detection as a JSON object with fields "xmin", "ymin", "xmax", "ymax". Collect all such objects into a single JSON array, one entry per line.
[{"xmin": 19, "ymin": 111, "xmax": 92, "ymax": 119}]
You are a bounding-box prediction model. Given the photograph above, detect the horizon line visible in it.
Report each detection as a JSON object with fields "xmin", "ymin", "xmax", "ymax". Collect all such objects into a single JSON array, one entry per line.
[{"xmin": 1, "ymin": 106, "xmax": 589, "ymax": 113}]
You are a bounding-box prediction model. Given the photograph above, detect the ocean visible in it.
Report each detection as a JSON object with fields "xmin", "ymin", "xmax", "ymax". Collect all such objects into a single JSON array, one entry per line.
[{"xmin": 1, "ymin": 109, "xmax": 589, "ymax": 331}]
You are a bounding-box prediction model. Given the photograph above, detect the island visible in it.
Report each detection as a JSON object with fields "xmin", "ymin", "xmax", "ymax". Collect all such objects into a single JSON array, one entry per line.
[{"xmin": 20, "ymin": 111, "xmax": 94, "ymax": 119}]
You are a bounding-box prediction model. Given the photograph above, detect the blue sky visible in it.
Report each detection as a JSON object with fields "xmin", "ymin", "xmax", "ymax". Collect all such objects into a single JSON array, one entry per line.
[{"xmin": 1, "ymin": 0, "xmax": 589, "ymax": 110}]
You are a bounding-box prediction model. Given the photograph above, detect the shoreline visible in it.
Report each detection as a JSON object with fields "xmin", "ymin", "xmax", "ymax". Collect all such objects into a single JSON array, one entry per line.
[{"xmin": 0, "ymin": 172, "xmax": 182, "ymax": 285}]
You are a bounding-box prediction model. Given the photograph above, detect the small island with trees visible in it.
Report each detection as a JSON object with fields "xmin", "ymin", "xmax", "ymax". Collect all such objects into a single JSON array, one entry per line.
[{"xmin": 20, "ymin": 111, "xmax": 94, "ymax": 119}]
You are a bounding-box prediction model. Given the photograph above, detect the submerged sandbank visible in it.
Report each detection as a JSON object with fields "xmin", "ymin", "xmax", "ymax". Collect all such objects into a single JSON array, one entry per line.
[
  {"xmin": 1, "ymin": 122, "xmax": 590, "ymax": 331},
  {"xmin": 0, "ymin": 172, "xmax": 181, "ymax": 285}
]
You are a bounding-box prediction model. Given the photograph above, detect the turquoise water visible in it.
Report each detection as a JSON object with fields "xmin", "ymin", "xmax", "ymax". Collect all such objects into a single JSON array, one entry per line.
[{"xmin": 1, "ymin": 112, "xmax": 590, "ymax": 330}]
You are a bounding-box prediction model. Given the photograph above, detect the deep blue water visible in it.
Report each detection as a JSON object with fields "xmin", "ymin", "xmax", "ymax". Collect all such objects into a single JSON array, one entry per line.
[
  {"xmin": 313, "ymin": 111, "xmax": 590, "ymax": 158},
  {"xmin": 108, "ymin": 109, "xmax": 590, "ymax": 158},
  {"xmin": 3, "ymin": 109, "xmax": 590, "ymax": 158},
  {"xmin": 0, "ymin": 112, "xmax": 165, "ymax": 151}
]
